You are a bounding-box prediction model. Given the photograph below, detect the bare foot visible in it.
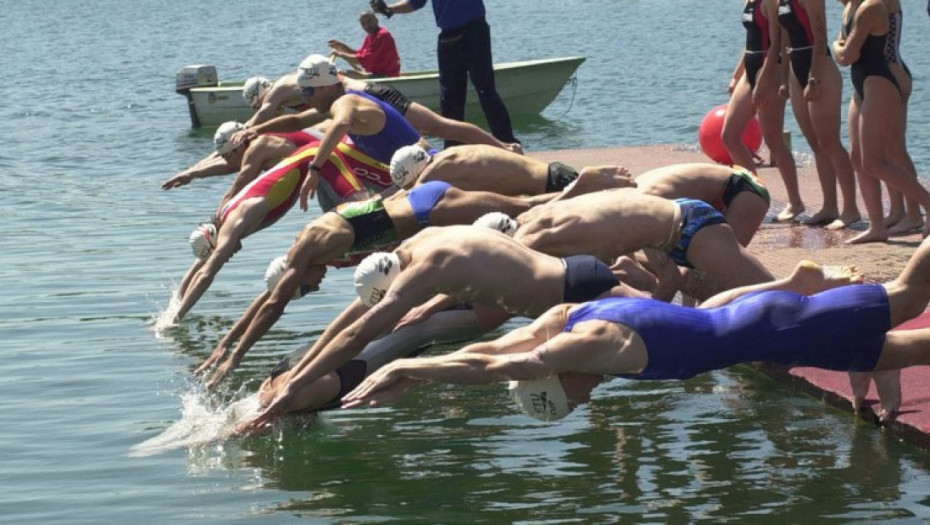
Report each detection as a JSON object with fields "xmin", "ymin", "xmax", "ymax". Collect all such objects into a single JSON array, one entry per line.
[
  {"xmin": 776, "ymin": 204, "xmax": 805, "ymax": 222},
  {"xmin": 846, "ymin": 228, "xmax": 889, "ymax": 245},
  {"xmin": 884, "ymin": 212, "xmax": 905, "ymax": 228},
  {"xmin": 848, "ymin": 371, "xmax": 871, "ymax": 413},
  {"xmin": 563, "ymin": 165, "xmax": 635, "ymax": 198},
  {"xmin": 802, "ymin": 209, "xmax": 839, "ymax": 226},
  {"xmin": 888, "ymin": 217, "xmax": 924, "ymax": 235},
  {"xmin": 609, "ymin": 255, "xmax": 657, "ymax": 293},
  {"xmin": 823, "ymin": 212, "xmax": 861, "ymax": 231},
  {"xmin": 873, "ymin": 369, "xmax": 901, "ymax": 424},
  {"xmin": 878, "ymin": 408, "xmax": 899, "ymax": 424},
  {"xmin": 789, "ymin": 259, "xmax": 864, "ymax": 295}
]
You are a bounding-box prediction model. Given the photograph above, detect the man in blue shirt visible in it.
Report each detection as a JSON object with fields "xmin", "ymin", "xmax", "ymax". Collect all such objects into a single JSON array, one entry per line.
[{"xmin": 374, "ymin": 0, "xmax": 518, "ymax": 148}]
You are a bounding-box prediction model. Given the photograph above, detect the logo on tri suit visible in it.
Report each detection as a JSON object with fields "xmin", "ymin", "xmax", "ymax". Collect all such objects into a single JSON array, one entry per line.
[{"xmin": 353, "ymin": 166, "xmax": 391, "ymax": 185}]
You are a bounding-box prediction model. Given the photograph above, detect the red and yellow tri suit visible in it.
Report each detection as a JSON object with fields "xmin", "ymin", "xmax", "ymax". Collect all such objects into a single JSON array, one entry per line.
[{"xmin": 219, "ymin": 139, "xmax": 392, "ymax": 232}]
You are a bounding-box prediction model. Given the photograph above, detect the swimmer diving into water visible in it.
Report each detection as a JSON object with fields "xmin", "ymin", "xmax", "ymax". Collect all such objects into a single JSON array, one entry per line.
[{"xmin": 344, "ymin": 235, "xmax": 930, "ymax": 422}]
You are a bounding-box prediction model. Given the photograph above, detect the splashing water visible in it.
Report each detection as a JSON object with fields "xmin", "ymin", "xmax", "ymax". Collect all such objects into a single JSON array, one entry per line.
[
  {"xmin": 129, "ymin": 391, "xmax": 261, "ymax": 458},
  {"xmin": 151, "ymin": 287, "xmax": 182, "ymax": 338},
  {"xmin": 152, "ymin": 286, "xmax": 181, "ymax": 339}
]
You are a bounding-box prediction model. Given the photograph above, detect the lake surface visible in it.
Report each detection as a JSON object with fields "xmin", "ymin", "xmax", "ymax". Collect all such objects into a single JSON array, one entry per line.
[{"xmin": 3, "ymin": 0, "xmax": 930, "ymax": 522}]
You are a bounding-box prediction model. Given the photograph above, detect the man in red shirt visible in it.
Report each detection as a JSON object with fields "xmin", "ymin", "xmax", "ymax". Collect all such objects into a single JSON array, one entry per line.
[{"xmin": 329, "ymin": 11, "xmax": 401, "ymax": 78}]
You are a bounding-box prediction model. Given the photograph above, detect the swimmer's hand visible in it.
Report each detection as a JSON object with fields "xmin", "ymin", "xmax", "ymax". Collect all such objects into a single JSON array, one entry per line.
[
  {"xmin": 236, "ymin": 387, "xmax": 295, "ymax": 436},
  {"xmin": 230, "ymin": 128, "xmax": 257, "ymax": 146},
  {"xmin": 342, "ymin": 362, "xmax": 423, "ymax": 409},
  {"xmin": 298, "ymin": 170, "xmax": 320, "ymax": 211},
  {"xmin": 206, "ymin": 357, "xmax": 240, "ymax": 389},
  {"xmin": 393, "ymin": 295, "xmax": 456, "ymax": 331},
  {"xmin": 194, "ymin": 342, "xmax": 230, "ymax": 377},
  {"xmin": 162, "ymin": 172, "xmax": 194, "ymax": 190}
]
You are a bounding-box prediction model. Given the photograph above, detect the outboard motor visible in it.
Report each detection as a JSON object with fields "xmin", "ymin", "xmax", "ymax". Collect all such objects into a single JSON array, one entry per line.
[{"xmin": 175, "ymin": 65, "xmax": 218, "ymax": 128}]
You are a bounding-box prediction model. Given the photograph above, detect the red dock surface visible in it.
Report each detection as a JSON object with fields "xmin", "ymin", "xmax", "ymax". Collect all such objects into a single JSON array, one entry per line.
[{"xmin": 531, "ymin": 144, "xmax": 930, "ymax": 449}]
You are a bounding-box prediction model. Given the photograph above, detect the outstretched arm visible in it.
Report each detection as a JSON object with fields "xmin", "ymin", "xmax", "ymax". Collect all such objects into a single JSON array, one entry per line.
[
  {"xmin": 383, "ymin": 1, "xmax": 416, "ymax": 14},
  {"xmin": 248, "ymin": 108, "xmax": 329, "ymax": 136},
  {"xmin": 245, "ymin": 86, "xmax": 296, "ymax": 128},
  {"xmin": 299, "ymin": 98, "xmax": 356, "ymax": 211},
  {"xmin": 173, "ymin": 234, "xmax": 238, "ymax": 323},
  {"xmin": 205, "ymin": 266, "xmax": 305, "ymax": 386},
  {"xmin": 162, "ymin": 153, "xmax": 237, "ymax": 190},
  {"xmin": 342, "ymin": 304, "xmax": 570, "ymax": 407},
  {"xmin": 235, "ymin": 298, "xmax": 379, "ymax": 434},
  {"xmin": 238, "ymin": 268, "xmax": 444, "ymax": 433},
  {"xmin": 195, "ymin": 290, "xmax": 268, "ymax": 378}
]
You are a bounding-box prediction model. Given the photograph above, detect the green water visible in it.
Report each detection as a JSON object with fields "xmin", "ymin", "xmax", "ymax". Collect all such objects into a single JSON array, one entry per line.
[{"xmin": 3, "ymin": 0, "xmax": 930, "ymax": 522}]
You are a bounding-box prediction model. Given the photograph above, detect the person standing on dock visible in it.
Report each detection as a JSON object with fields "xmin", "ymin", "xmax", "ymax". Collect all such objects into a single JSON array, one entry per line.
[
  {"xmin": 370, "ymin": 0, "xmax": 519, "ymax": 148},
  {"xmin": 772, "ymin": 0, "xmax": 860, "ymax": 229},
  {"xmin": 722, "ymin": 0, "xmax": 804, "ymax": 223}
]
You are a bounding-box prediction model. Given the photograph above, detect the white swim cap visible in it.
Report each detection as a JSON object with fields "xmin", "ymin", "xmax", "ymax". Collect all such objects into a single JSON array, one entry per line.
[
  {"xmin": 390, "ymin": 145, "xmax": 431, "ymax": 188},
  {"xmin": 473, "ymin": 212, "xmax": 518, "ymax": 237},
  {"xmin": 354, "ymin": 252, "xmax": 401, "ymax": 307},
  {"xmin": 264, "ymin": 255, "xmax": 307, "ymax": 300},
  {"xmin": 242, "ymin": 76, "xmax": 272, "ymax": 109},
  {"xmin": 214, "ymin": 121, "xmax": 245, "ymax": 154},
  {"xmin": 189, "ymin": 223, "xmax": 217, "ymax": 260},
  {"xmin": 508, "ymin": 375, "xmax": 573, "ymax": 422},
  {"xmin": 297, "ymin": 54, "xmax": 341, "ymax": 88}
]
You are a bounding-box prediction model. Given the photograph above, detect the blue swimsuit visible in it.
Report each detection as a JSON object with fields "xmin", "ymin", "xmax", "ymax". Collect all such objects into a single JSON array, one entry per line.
[
  {"xmin": 345, "ymin": 89, "xmax": 422, "ymax": 164},
  {"xmin": 564, "ymin": 284, "xmax": 890, "ymax": 380},
  {"xmin": 668, "ymin": 199, "xmax": 728, "ymax": 268},
  {"xmin": 406, "ymin": 181, "xmax": 452, "ymax": 226}
]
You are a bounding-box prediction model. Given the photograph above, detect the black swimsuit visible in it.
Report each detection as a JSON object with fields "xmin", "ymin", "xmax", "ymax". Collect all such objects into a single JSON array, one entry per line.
[
  {"xmin": 844, "ymin": 6, "xmax": 900, "ymax": 100},
  {"xmin": 561, "ymin": 255, "xmax": 619, "ymax": 303},
  {"xmin": 884, "ymin": 11, "xmax": 911, "ymax": 79},
  {"xmin": 778, "ymin": 0, "xmax": 826, "ymax": 88},
  {"xmin": 742, "ymin": 0, "xmax": 770, "ymax": 89}
]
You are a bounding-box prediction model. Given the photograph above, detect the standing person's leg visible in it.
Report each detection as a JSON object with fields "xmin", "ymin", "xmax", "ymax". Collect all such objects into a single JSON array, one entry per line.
[
  {"xmin": 437, "ymin": 31, "xmax": 470, "ymax": 148},
  {"xmin": 787, "ymin": 73, "xmax": 840, "ymax": 225},
  {"xmin": 808, "ymin": 68, "xmax": 859, "ymax": 230},
  {"xmin": 721, "ymin": 74, "xmax": 760, "ymax": 174},
  {"xmin": 854, "ymin": 80, "xmax": 930, "ymax": 243},
  {"xmin": 757, "ymin": 87, "xmax": 804, "ymax": 221},
  {"xmin": 462, "ymin": 19, "xmax": 517, "ymax": 144},
  {"xmin": 886, "ymin": 68, "xmax": 923, "ymax": 234}
]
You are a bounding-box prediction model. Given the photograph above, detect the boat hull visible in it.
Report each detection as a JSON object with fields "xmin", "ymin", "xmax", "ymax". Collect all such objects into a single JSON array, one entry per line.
[{"xmin": 181, "ymin": 56, "xmax": 585, "ymax": 128}]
